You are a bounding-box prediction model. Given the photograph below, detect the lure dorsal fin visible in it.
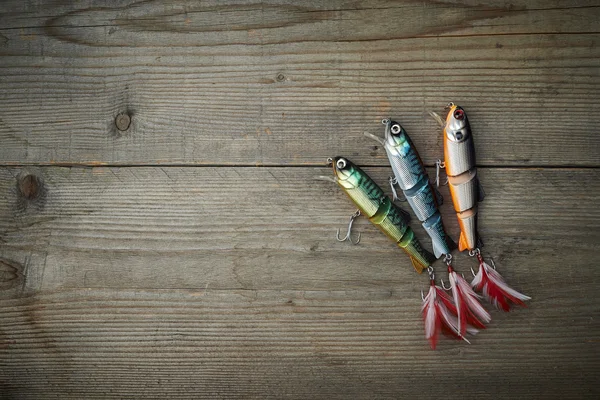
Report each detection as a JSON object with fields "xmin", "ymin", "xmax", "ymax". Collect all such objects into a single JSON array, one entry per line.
[{"xmin": 477, "ymin": 179, "xmax": 486, "ymax": 202}]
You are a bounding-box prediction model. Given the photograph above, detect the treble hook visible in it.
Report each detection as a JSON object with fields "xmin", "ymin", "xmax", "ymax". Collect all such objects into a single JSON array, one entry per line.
[
  {"xmin": 435, "ymin": 159, "xmax": 448, "ymax": 187},
  {"xmin": 440, "ymin": 279, "xmax": 452, "ymax": 291},
  {"xmin": 336, "ymin": 209, "xmax": 361, "ymax": 245},
  {"xmin": 388, "ymin": 177, "xmax": 406, "ymax": 202}
]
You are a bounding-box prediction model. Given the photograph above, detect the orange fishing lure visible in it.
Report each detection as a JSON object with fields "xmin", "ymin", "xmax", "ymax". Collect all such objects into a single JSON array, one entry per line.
[{"xmin": 439, "ymin": 103, "xmax": 530, "ymax": 315}]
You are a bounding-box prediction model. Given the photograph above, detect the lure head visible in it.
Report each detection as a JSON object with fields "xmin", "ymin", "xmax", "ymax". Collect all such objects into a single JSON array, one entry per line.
[
  {"xmin": 383, "ymin": 119, "xmax": 410, "ymax": 157},
  {"xmin": 444, "ymin": 104, "xmax": 471, "ymax": 143},
  {"xmin": 331, "ymin": 156, "xmax": 360, "ymax": 189}
]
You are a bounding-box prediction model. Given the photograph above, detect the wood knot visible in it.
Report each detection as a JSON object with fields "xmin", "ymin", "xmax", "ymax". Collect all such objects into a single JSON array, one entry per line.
[
  {"xmin": 276, "ymin": 73, "xmax": 285, "ymax": 82},
  {"xmin": 18, "ymin": 174, "xmax": 41, "ymax": 200},
  {"xmin": 15, "ymin": 171, "xmax": 46, "ymax": 212},
  {"xmin": 115, "ymin": 113, "xmax": 131, "ymax": 131}
]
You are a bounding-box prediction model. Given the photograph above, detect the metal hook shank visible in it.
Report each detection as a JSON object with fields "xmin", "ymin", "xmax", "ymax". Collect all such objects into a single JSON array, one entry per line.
[
  {"xmin": 435, "ymin": 159, "xmax": 448, "ymax": 187},
  {"xmin": 440, "ymin": 279, "xmax": 451, "ymax": 291},
  {"xmin": 389, "ymin": 177, "xmax": 407, "ymax": 202},
  {"xmin": 336, "ymin": 210, "xmax": 361, "ymax": 244}
]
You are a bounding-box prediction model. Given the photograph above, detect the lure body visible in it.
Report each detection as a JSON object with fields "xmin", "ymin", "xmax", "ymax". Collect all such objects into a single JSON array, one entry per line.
[
  {"xmin": 440, "ymin": 103, "xmax": 530, "ymax": 311},
  {"xmin": 443, "ymin": 105, "xmax": 484, "ymax": 251},
  {"xmin": 331, "ymin": 157, "xmax": 435, "ymax": 273},
  {"xmin": 382, "ymin": 120, "xmax": 456, "ymax": 258}
]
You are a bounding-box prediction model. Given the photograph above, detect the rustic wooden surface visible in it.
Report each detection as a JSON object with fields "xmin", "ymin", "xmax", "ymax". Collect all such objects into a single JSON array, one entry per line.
[{"xmin": 0, "ymin": 1, "xmax": 599, "ymax": 399}]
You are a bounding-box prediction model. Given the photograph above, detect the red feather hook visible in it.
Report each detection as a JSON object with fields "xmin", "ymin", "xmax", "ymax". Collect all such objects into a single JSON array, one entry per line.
[
  {"xmin": 446, "ymin": 264, "xmax": 491, "ymax": 337},
  {"xmin": 422, "ymin": 264, "xmax": 478, "ymax": 349},
  {"xmin": 471, "ymin": 253, "xmax": 531, "ymax": 311}
]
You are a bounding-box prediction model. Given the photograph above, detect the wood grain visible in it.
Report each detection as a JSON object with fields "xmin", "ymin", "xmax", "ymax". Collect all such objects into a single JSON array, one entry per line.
[
  {"xmin": 0, "ymin": 166, "xmax": 596, "ymax": 293},
  {"xmin": 0, "ymin": 166, "xmax": 598, "ymax": 398},
  {"xmin": 0, "ymin": 287, "xmax": 597, "ymax": 399},
  {"xmin": 1, "ymin": 1, "xmax": 600, "ymax": 399},
  {"xmin": 0, "ymin": 1, "xmax": 599, "ymax": 166}
]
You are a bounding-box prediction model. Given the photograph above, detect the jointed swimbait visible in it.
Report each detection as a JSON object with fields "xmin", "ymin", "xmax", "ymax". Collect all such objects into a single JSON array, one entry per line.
[
  {"xmin": 375, "ymin": 119, "xmax": 456, "ymax": 259},
  {"xmin": 326, "ymin": 156, "xmax": 435, "ymax": 273},
  {"xmin": 440, "ymin": 103, "xmax": 530, "ymax": 316},
  {"xmin": 442, "ymin": 104, "xmax": 484, "ymax": 252}
]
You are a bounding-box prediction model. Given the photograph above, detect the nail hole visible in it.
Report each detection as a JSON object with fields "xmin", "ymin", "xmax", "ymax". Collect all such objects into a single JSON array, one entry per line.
[{"xmin": 276, "ymin": 73, "xmax": 285, "ymax": 82}]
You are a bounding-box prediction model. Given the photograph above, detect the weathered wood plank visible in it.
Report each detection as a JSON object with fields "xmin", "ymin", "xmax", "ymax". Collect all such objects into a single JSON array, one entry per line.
[
  {"xmin": 0, "ymin": 287, "xmax": 597, "ymax": 399},
  {"xmin": 1, "ymin": 1, "xmax": 599, "ymax": 36},
  {"xmin": 0, "ymin": 1, "xmax": 599, "ymax": 166},
  {"xmin": 0, "ymin": 0, "xmax": 600, "ymax": 35},
  {"xmin": 0, "ymin": 166, "xmax": 596, "ymax": 295}
]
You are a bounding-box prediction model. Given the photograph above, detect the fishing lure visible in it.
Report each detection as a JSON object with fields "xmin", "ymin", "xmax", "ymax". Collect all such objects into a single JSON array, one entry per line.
[
  {"xmin": 435, "ymin": 103, "xmax": 530, "ymax": 314},
  {"xmin": 321, "ymin": 156, "xmax": 435, "ymax": 273},
  {"xmin": 367, "ymin": 119, "xmax": 456, "ymax": 259},
  {"xmin": 365, "ymin": 120, "xmax": 480, "ymax": 347}
]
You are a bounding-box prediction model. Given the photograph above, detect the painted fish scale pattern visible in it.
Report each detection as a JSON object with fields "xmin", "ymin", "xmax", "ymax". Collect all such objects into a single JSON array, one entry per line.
[
  {"xmin": 458, "ymin": 211, "xmax": 478, "ymax": 250},
  {"xmin": 423, "ymin": 213, "xmax": 453, "ymax": 257},
  {"xmin": 346, "ymin": 188, "xmax": 380, "ymax": 217},
  {"xmin": 445, "ymin": 137, "xmax": 475, "ymax": 177},
  {"xmin": 405, "ymin": 181, "xmax": 437, "ymax": 222},
  {"xmin": 388, "ymin": 147, "xmax": 423, "ymax": 191},
  {"xmin": 448, "ymin": 173, "xmax": 478, "ymax": 213},
  {"xmin": 374, "ymin": 201, "xmax": 409, "ymax": 242},
  {"xmin": 345, "ymin": 171, "xmax": 385, "ymax": 217},
  {"xmin": 384, "ymin": 126, "xmax": 454, "ymax": 259}
]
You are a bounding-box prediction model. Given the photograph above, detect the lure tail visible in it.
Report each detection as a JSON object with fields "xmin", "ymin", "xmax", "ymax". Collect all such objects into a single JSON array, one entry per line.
[
  {"xmin": 398, "ymin": 229, "xmax": 435, "ymax": 273},
  {"xmin": 448, "ymin": 266, "xmax": 491, "ymax": 336},
  {"xmin": 471, "ymin": 254, "xmax": 531, "ymax": 311},
  {"xmin": 458, "ymin": 231, "xmax": 469, "ymax": 252},
  {"xmin": 409, "ymin": 256, "xmax": 428, "ymax": 274}
]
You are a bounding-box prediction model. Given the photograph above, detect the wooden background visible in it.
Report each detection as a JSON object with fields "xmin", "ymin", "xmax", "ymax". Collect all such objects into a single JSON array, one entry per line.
[{"xmin": 1, "ymin": 1, "xmax": 599, "ymax": 398}]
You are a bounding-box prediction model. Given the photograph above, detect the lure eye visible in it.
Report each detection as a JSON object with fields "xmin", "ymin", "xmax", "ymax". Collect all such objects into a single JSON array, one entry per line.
[
  {"xmin": 453, "ymin": 109, "xmax": 465, "ymax": 120},
  {"xmin": 336, "ymin": 159, "xmax": 347, "ymax": 169},
  {"xmin": 390, "ymin": 124, "xmax": 402, "ymax": 135}
]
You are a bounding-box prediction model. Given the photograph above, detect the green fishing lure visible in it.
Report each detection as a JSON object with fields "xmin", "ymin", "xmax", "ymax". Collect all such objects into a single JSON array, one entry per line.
[{"xmin": 326, "ymin": 156, "xmax": 435, "ymax": 273}]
